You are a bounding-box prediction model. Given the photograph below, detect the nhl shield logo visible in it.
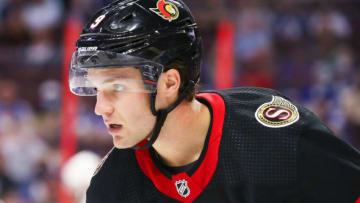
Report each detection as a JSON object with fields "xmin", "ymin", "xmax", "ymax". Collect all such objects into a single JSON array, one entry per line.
[{"xmin": 175, "ymin": 179, "xmax": 190, "ymax": 198}]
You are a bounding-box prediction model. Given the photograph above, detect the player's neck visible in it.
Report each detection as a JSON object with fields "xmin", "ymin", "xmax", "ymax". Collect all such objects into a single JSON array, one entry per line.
[{"xmin": 152, "ymin": 98, "xmax": 211, "ymax": 167}]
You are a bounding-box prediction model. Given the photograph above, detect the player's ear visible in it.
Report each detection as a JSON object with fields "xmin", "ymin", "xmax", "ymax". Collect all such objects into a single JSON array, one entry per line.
[
  {"xmin": 163, "ymin": 69, "xmax": 181, "ymax": 93},
  {"xmin": 155, "ymin": 69, "xmax": 181, "ymax": 108}
]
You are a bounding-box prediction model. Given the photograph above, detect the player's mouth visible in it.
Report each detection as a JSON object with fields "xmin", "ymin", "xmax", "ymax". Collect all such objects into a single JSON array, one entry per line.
[{"xmin": 108, "ymin": 124, "xmax": 123, "ymax": 134}]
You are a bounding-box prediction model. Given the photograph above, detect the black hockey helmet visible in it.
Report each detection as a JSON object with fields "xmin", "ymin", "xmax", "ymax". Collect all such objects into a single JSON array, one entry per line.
[
  {"xmin": 70, "ymin": 0, "xmax": 202, "ymax": 96},
  {"xmin": 69, "ymin": 0, "xmax": 202, "ymax": 149}
]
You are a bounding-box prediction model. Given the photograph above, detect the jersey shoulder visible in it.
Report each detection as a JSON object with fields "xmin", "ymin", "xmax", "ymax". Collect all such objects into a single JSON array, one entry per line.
[
  {"xmin": 204, "ymin": 87, "xmax": 303, "ymax": 129},
  {"xmin": 203, "ymin": 87, "xmax": 304, "ymax": 185}
]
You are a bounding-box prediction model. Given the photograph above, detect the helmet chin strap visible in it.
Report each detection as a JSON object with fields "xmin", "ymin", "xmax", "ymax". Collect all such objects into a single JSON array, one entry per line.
[{"xmin": 132, "ymin": 81, "xmax": 195, "ymax": 150}]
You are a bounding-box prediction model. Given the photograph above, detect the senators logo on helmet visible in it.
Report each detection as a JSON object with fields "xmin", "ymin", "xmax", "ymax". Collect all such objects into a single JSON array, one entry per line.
[{"xmin": 150, "ymin": 0, "xmax": 179, "ymax": 22}]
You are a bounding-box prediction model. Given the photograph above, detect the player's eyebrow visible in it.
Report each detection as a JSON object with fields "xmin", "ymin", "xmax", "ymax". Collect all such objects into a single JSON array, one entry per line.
[
  {"xmin": 101, "ymin": 78, "xmax": 118, "ymax": 84},
  {"xmin": 88, "ymin": 67, "xmax": 138, "ymax": 86},
  {"xmin": 101, "ymin": 77, "xmax": 131, "ymax": 84}
]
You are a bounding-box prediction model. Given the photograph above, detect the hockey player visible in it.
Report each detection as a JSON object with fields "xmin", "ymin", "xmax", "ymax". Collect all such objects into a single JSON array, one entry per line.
[{"xmin": 68, "ymin": 0, "xmax": 360, "ymax": 202}]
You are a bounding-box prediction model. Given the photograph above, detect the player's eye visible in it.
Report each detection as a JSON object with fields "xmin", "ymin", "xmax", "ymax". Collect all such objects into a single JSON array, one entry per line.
[{"xmin": 113, "ymin": 84, "xmax": 125, "ymax": 92}]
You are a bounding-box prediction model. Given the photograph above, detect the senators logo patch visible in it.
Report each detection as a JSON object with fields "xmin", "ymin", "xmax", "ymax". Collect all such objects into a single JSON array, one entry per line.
[
  {"xmin": 255, "ymin": 96, "xmax": 299, "ymax": 128},
  {"xmin": 150, "ymin": 0, "xmax": 179, "ymax": 22}
]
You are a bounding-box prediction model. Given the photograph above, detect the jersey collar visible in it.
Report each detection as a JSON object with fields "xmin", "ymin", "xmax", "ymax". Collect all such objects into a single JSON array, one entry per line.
[{"xmin": 135, "ymin": 92, "xmax": 226, "ymax": 202}]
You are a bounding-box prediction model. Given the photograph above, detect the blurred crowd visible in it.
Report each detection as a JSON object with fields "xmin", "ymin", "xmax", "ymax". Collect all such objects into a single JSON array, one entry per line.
[{"xmin": 0, "ymin": 0, "xmax": 360, "ymax": 202}]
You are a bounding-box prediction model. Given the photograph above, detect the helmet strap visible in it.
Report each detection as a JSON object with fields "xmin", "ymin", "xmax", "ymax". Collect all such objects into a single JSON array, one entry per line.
[{"xmin": 132, "ymin": 80, "xmax": 195, "ymax": 150}]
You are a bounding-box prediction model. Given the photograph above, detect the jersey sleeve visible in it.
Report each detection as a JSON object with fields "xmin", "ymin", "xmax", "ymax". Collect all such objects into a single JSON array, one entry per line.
[{"xmin": 298, "ymin": 108, "xmax": 360, "ymax": 202}]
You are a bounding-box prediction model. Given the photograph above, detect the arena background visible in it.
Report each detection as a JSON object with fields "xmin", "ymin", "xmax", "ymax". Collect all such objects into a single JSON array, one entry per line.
[{"xmin": 0, "ymin": 0, "xmax": 360, "ymax": 202}]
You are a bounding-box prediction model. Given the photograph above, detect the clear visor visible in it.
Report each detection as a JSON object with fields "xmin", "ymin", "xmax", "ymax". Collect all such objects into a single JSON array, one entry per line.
[{"xmin": 69, "ymin": 50, "xmax": 163, "ymax": 96}]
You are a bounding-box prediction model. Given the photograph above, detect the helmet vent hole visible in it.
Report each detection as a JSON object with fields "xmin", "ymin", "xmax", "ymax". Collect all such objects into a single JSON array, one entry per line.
[
  {"xmin": 121, "ymin": 14, "xmax": 133, "ymax": 22},
  {"xmin": 110, "ymin": 13, "xmax": 134, "ymax": 30}
]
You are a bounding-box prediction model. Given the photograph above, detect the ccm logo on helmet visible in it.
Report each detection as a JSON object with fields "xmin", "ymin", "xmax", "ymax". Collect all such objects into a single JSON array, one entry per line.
[{"xmin": 150, "ymin": 0, "xmax": 179, "ymax": 22}]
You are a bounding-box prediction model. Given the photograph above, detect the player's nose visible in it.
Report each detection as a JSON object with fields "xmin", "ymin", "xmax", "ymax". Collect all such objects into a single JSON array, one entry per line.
[{"xmin": 94, "ymin": 91, "xmax": 115, "ymax": 116}]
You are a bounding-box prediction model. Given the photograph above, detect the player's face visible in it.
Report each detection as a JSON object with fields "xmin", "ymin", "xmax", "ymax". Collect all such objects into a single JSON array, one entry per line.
[{"xmin": 88, "ymin": 68, "xmax": 156, "ymax": 149}]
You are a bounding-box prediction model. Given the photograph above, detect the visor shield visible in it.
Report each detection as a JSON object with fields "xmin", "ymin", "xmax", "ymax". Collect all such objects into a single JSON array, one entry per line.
[{"xmin": 69, "ymin": 50, "xmax": 163, "ymax": 96}]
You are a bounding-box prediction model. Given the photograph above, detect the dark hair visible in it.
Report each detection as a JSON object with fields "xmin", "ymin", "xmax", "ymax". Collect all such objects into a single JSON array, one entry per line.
[{"xmin": 164, "ymin": 60, "xmax": 199, "ymax": 101}]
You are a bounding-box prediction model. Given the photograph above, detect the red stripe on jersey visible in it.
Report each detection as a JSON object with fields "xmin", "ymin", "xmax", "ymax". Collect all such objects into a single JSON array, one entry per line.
[
  {"xmin": 135, "ymin": 93, "xmax": 225, "ymax": 202},
  {"xmin": 356, "ymin": 196, "xmax": 360, "ymax": 203}
]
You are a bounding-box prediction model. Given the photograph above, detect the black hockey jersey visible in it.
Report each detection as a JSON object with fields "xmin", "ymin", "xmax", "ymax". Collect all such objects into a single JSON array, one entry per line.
[{"xmin": 86, "ymin": 87, "xmax": 360, "ymax": 203}]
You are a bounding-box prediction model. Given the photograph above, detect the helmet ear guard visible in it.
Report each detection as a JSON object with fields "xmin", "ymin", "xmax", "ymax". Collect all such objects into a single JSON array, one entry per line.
[{"xmin": 71, "ymin": 0, "xmax": 202, "ymax": 149}]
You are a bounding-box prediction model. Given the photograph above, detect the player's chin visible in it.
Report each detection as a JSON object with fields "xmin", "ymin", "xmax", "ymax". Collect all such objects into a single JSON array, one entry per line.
[
  {"xmin": 112, "ymin": 136, "xmax": 130, "ymax": 149},
  {"xmin": 112, "ymin": 135, "xmax": 138, "ymax": 149}
]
